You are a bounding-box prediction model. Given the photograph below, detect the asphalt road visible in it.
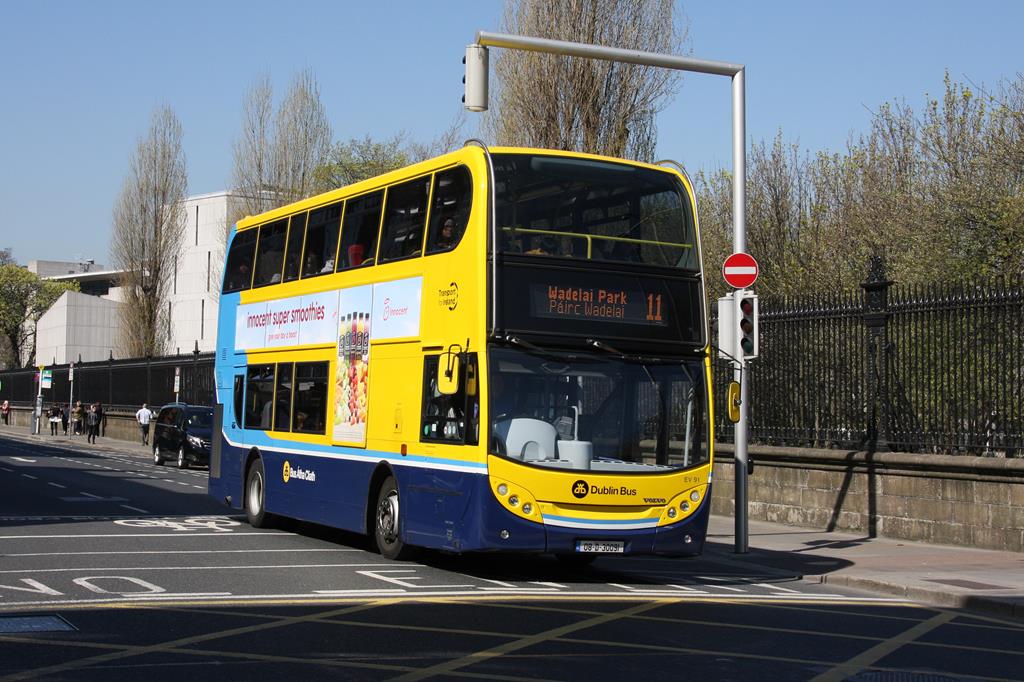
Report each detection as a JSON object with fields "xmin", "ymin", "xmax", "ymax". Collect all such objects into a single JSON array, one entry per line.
[{"xmin": 1, "ymin": 431, "xmax": 1022, "ymax": 681}]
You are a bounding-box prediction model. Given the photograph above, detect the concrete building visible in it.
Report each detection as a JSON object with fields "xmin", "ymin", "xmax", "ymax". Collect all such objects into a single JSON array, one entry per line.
[
  {"xmin": 164, "ymin": 191, "xmax": 244, "ymax": 354},
  {"xmin": 35, "ymin": 291, "xmax": 121, "ymax": 364},
  {"xmin": 31, "ymin": 191, "xmax": 244, "ymax": 363}
]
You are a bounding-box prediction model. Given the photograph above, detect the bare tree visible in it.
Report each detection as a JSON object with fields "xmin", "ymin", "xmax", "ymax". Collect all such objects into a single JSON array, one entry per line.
[
  {"xmin": 111, "ymin": 105, "xmax": 188, "ymax": 357},
  {"xmin": 485, "ymin": 0, "xmax": 687, "ymax": 161},
  {"xmin": 231, "ymin": 75, "xmax": 277, "ymax": 220},
  {"xmin": 271, "ymin": 69, "xmax": 333, "ymax": 205}
]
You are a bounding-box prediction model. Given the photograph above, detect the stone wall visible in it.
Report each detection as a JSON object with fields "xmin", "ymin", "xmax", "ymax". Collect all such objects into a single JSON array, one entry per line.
[
  {"xmin": 3, "ymin": 406, "xmax": 148, "ymax": 443},
  {"xmin": 712, "ymin": 444, "xmax": 1024, "ymax": 552}
]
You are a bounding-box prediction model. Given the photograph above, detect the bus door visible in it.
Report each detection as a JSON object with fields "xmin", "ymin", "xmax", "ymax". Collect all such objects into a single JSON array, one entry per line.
[{"xmin": 407, "ymin": 351, "xmax": 480, "ymax": 550}]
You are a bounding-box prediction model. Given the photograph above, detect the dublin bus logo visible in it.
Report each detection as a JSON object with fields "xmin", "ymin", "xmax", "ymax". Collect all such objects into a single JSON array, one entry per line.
[{"xmin": 572, "ymin": 480, "xmax": 589, "ymax": 499}]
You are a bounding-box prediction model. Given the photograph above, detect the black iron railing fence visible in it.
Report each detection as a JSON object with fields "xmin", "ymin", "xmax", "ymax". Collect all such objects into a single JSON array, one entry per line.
[
  {"xmin": 713, "ymin": 257, "xmax": 1023, "ymax": 456},
  {"xmin": 3, "ymin": 258, "xmax": 1020, "ymax": 454},
  {"xmin": 0, "ymin": 352, "xmax": 214, "ymax": 412}
]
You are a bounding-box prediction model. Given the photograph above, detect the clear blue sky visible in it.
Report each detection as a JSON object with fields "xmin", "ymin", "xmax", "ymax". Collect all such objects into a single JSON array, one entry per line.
[{"xmin": 2, "ymin": 0, "xmax": 1021, "ymax": 265}]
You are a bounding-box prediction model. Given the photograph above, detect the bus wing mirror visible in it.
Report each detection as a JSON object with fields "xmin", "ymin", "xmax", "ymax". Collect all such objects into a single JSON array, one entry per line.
[
  {"xmin": 726, "ymin": 381, "xmax": 741, "ymax": 423},
  {"xmin": 438, "ymin": 353, "xmax": 460, "ymax": 395}
]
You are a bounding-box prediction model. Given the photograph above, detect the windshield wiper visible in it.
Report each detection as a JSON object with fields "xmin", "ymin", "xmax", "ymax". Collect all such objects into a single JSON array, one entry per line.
[
  {"xmin": 586, "ymin": 337, "xmax": 671, "ymax": 364},
  {"xmin": 504, "ymin": 335, "xmax": 572, "ymax": 360}
]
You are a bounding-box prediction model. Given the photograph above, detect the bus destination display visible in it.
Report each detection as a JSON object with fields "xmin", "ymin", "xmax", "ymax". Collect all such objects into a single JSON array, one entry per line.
[{"xmin": 532, "ymin": 282, "xmax": 666, "ymax": 326}]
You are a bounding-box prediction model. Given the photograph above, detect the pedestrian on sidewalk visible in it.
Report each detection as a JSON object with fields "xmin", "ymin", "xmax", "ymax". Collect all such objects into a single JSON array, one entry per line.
[
  {"xmin": 61, "ymin": 403, "xmax": 69, "ymax": 435},
  {"xmin": 86, "ymin": 403, "xmax": 99, "ymax": 443},
  {"xmin": 72, "ymin": 401, "xmax": 84, "ymax": 435},
  {"xmin": 1, "ymin": 400, "xmax": 10, "ymax": 426},
  {"xmin": 95, "ymin": 402, "xmax": 105, "ymax": 437},
  {"xmin": 136, "ymin": 403, "xmax": 153, "ymax": 445},
  {"xmin": 48, "ymin": 403, "xmax": 61, "ymax": 435}
]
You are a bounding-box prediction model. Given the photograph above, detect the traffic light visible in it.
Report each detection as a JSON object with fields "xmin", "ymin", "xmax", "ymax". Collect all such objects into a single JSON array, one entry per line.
[
  {"xmin": 463, "ymin": 44, "xmax": 489, "ymax": 112},
  {"xmin": 738, "ymin": 292, "xmax": 758, "ymax": 359}
]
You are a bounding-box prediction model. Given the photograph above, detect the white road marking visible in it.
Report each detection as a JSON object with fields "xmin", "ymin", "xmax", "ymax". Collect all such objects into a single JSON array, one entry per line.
[
  {"xmin": 11, "ymin": 457, "xmax": 36, "ymax": 463},
  {"xmin": 120, "ymin": 505, "xmax": 150, "ymax": 514},
  {"xmin": 3, "ymin": 548, "xmax": 356, "ymax": 557},
  {"xmin": 47, "ymin": 482, "xmax": 67, "ymax": 489},
  {"xmin": 0, "ymin": 563, "xmax": 397, "ymax": 574},
  {"xmin": 79, "ymin": 492, "xmax": 102, "ymax": 499},
  {"xmin": 21, "ymin": 474, "xmax": 38, "ymax": 480}
]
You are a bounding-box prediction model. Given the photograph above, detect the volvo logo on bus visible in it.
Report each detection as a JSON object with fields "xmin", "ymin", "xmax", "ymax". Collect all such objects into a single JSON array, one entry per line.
[{"xmin": 572, "ymin": 480, "xmax": 589, "ymax": 499}]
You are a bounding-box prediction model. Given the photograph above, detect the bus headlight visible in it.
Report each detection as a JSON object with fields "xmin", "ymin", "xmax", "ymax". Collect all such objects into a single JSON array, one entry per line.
[
  {"xmin": 690, "ymin": 490, "xmax": 700, "ymax": 502},
  {"xmin": 497, "ymin": 483, "xmax": 508, "ymax": 496},
  {"xmin": 667, "ymin": 507, "xmax": 677, "ymax": 519},
  {"xmin": 681, "ymin": 501, "xmax": 690, "ymax": 512},
  {"xmin": 521, "ymin": 503, "xmax": 532, "ymax": 515},
  {"xmin": 508, "ymin": 495, "xmax": 519, "ymax": 507}
]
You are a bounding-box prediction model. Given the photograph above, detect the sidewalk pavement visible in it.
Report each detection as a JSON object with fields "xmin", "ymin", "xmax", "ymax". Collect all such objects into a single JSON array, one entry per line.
[
  {"xmin": 705, "ymin": 515, "xmax": 1024, "ymax": 620},
  {"xmin": 3, "ymin": 424, "xmax": 1023, "ymax": 621}
]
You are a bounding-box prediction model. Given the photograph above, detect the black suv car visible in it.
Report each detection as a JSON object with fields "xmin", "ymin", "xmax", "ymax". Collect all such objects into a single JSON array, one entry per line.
[{"xmin": 152, "ymin": 403, "xmax": 213, "ymax": 469}]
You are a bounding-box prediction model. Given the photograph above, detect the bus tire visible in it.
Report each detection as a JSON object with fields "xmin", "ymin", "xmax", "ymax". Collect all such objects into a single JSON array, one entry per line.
[
  {"xmin": 245, "ymin": 458, "xmax": 271, "ymax": 528},
  {"xmin": 374, "ymin": 475, "xmax": 409, "ymax": 560}
]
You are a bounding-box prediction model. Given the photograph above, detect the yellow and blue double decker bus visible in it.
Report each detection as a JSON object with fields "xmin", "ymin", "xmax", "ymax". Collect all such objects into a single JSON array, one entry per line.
[{"xmin": 210, "ymin": 143, "xmax": 712, "ymax": 560}]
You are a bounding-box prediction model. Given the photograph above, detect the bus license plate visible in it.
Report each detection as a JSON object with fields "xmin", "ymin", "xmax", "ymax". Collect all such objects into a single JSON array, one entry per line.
[{"xmin": 576, "ymin": 540, "xmax": 624, "ymax": 553}]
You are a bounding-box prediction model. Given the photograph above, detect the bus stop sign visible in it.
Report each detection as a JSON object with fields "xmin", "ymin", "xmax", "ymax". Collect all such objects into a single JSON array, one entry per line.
[{"xmin": 723, "ymin": 252, "xmax": 758, "ymax": 288}]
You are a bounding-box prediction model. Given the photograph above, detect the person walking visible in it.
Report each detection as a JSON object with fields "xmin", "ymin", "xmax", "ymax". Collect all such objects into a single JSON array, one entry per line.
[
  {"xmin": 72, "ymin": 400, "xmax": 84, "ymax": 436},
  {"xmin": 48, "ymin": 403, "xmax": 61, "ymax": 435},
  {"xmin": 95, "ymin": 402, "xmax": 106, "ymax": 437},
  {"xmin": 136, "ymin": 403, "xmax": 153, "ymax": 445},
  {"xmin": 86, "ymin": 403, "xmax": 100, "ymax": 444},
  {"xmin": 1, "ymin": 400, "xmax": 10, "ymax": 426},
  {"xmin": 61, "ymin": 403, "xmax": 69, "ymax": 435}
]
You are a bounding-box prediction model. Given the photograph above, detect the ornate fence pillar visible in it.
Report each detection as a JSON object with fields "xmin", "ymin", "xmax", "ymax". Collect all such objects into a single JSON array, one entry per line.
[{"xmin": 861, "ymin": 256, "xmax": 894, "ymax": 451}]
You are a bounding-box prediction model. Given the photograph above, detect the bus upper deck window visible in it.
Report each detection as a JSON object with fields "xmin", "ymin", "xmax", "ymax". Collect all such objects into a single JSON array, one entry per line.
[
  {"xmin": 223, "ymin": 229, "xmax": 257, "ymax": 293},
  {"xmin": 252, "ymin": 219, "xmax": 288, "ymax": 287},
  {"xmin": 302, "ymin": 202, "xmax": 342, "ymax": 278},
  {"xmin": 283, "ymin": 212, "xmax": 307, "ymax": 282},
  {"xmin": 426, "ymin": 167, "xmax": 472, "ymax": 254},
  {"xmin": 379, "ymin": 177, "xmax": 430, "ymax": 262},
  {"xmin": 339, "ymin": 190, "xmax": 383, "ymax": 269}
]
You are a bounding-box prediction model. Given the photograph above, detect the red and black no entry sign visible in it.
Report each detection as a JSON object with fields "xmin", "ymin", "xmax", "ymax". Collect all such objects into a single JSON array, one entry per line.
[{"xmin": 722, "ymin": 252, "xmax": 759, "ymax": 288}]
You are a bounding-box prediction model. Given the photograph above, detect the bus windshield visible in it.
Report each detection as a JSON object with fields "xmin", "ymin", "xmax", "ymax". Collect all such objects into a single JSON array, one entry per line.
[
  {"xmin": 492, "ymin": 153, "xmax": 698, "ymax": 270},
  {"xmin": 488, "ymin": 347, "xmax": 708, "ymax": 473}
]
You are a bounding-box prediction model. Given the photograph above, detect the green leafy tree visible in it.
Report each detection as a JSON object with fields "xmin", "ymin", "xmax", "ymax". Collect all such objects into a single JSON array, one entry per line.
[{"xmin": 0, "ymin": 265, "xmax": 78, "ymax": 368}]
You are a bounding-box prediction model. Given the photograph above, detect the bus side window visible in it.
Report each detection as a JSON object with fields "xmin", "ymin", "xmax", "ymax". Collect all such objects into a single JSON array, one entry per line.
[
  {"xmin": 379, "ymin": 177, "xmax": 430, "ymax": 262},
  {"xmin": 233, "ymin": 375, "xmax": 244, "ymax": 427},
  {"xmin": 302, "ymin": 202, "xmax": 342, "ymax": 278},
  {"xmin": 253, "ymin": 218, "xmax": 288, "ymax": 287},
  {"xmin": 293, "ymin": 361, "xmax": 328, "ymax": 433},
  {"xmin": 420, "ymin": 353, "xmax": 478, "ymax": 444},
  {"xmin": 273, "ymin": 363, "xmax": 293, "ymax": 432},
  {"xmin": 426, "ymin": 166, "xmax": 472, "ymax": 254},
  {"xmin": 339, "ymin": 190, "xmax": 383, "ymax": 268},
  {"xmin": 283, "ymin": 212, "xmax": 307, "ymax": 282},
  {"xmin": 244, "ymin": 364, "xmax": 275, "ymax": 430},
  {"xmin": 223, "ymin": 229, "xmax": 258, "ymax": 293}
]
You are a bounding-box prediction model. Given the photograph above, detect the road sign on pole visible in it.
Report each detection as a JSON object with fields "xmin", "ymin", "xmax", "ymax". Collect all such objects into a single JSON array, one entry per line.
[{"xmin": 723, "ymin": 252, "xmax": 759, "ymax": 288}]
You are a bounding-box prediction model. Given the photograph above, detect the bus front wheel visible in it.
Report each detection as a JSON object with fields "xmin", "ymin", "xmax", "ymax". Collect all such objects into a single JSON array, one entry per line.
[
  {"xmin": 245, "ymin": 458, "xmax": 271, "ymax": 528},
  {"xmin": 374, "ymin": 476, "xmax": 409, "ymax": 560}
]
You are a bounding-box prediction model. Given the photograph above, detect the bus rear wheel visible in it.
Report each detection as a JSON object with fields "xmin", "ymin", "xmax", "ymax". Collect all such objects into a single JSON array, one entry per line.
[
  {"xmin": 245, "ymin": 458, "xmax": 271, "ymax": 528},
  {"xmin": 374, "ymin": 476, "xmax": 409, "ymax": 560}
]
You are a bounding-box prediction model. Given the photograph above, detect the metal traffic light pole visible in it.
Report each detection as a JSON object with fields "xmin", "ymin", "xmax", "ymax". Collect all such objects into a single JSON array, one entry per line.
[{"xmin": 464, "ymin": 31, "xmax": 750, "ymax": 553}]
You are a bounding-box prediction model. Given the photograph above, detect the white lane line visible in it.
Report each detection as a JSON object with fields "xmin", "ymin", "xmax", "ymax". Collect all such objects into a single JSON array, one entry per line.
[
  {"xmin": 4, "ymin": 548, "xmax": 357, "ymax": 557},
  {"xmin": 79, "ymin": 491, "xmax": 102, "ymax": 499},
  {"xmin": 11, "ymin": 457, "xmax": 36, "ymax": 463},
  {"xmin": 21, "ymin": 474, "xmax": 38, "ymax": 480},
  {"xmin": 756, "ymin": 582, "xmax": 801, "ymax": 593},
  {"xmin": 47, "ymin": 482, "xmax": 67, "ymax": 489},
  {"xmin": 120, "ymin": 505, "xmax": 150, "ymax": 514},
  {"xmin": 0, "ymin": 562, "xmax": 397, "ymax": 574},
  {"xmin": 0, "ymin": 467, "xmax": 13, "ymax": 472},
  {"xmin": 699, "ymin": 576, "xmax": 746, "ymax": 592},
  {"xmin": 0, "ymin": 532, "xmax": 285, "ymax": 539}
]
